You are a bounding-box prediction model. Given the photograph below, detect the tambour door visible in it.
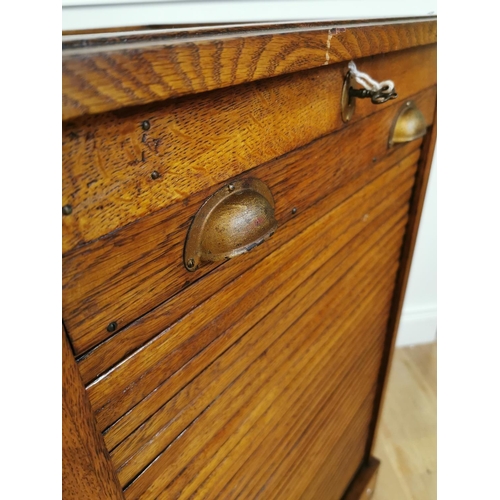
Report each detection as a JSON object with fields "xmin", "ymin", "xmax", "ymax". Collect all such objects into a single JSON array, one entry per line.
[{"xmin": 62, "ymin": 18, "xmax": 437, "ymax": 500}]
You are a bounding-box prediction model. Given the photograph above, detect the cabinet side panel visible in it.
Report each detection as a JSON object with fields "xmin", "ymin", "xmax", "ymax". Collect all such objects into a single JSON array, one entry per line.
[
  {"xmin": 366, "ymin": 107, "xmax": 437, "ymax": 459},
  {"xmin": 63, "ymin": 328, "xmax": 124, "ymax": 499}
]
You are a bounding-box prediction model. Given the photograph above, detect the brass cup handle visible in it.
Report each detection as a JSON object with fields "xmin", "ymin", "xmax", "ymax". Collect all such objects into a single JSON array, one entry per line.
[
  {"xmin": 388, "ymin": 100, "xmax": 427, "ymax": 147},
  {"xmin": 184, "ymin": 178, "xmax": 278, "ymax": 271}
]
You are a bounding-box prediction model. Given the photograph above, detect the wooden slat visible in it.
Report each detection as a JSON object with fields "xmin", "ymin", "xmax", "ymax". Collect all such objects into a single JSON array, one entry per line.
[
  {"xmin": 365, "ymin": 104, "xmax": 438, "ymax": 460},
  {"xmin": 197, "ymin": 360, "xmax": 378, "ymax": 500},
  {"xmin": 62, "ymin": 328, "xmax": 124, "ymax": 500},
  {"xmin": 62, "ymin": 19, "xmax": 436, "ymax": 121},
  {"xmin": 75, "ymin": 139, "xmax": 422, "ymax": 386},
  {"xmin": 259, "ymin": 370, "xmax": 379, "ymax": 499},
  {"xmin": 301, "ymin": 398, "xmax": 375, "ymax": 500},
  {"xmin": 101, "ymin": 181, "xmax": 415, "ymax": 459},
  {"xmin": 191, "ymin": 278, "xmax": 395, "ymax": 500},
  {"xmin": 111, "ymin": 203, "xmax": 408, "ymax": 486},
  {"xmin": 224, "ymin": 233, "xmax": 402, "ymax": 500},
  {"xmin": 123, "ymin": 259, "xmax": 397, "ymax": 495},
  {"xmin": 103, "ymin": 205, "xmax": 408, "ymax": 462},
  {"xmin": 266, "ymin": 308, "xmax": 387, "ymax": 499},
  {"xmin": 88, "ymin": 156, "xmax": 417, "ymax": 437},
  {"xmin": 124, "ymin": 223, "xmax": 406, "ymax": 498},
  {"xmin": 62, "ymin": 45, "xmax": 436, "ymax": 253},
  {"xmin": 64, "ymin": 85, "xmax": 435, "ymax": 357}
]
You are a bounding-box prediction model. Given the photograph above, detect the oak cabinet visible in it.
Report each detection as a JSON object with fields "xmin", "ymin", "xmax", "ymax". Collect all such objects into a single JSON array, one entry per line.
[{"xmin": 62, "ymin": 18, "xmax": 437, "ymax": 499}]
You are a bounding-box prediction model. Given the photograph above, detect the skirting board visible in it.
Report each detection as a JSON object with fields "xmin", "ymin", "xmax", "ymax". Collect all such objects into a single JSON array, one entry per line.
[{"xmin": 396, "ymin": 306, "xmax": 437, "ymax": 347}]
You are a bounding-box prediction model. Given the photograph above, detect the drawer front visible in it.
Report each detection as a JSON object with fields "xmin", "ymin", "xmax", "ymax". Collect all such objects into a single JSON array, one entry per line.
[
  {"xmin": 62, "ymin": 20, "xmax": 437, "ymax": 500},
  {"xmin": 63, "ymin": 86, "xmax": 436, "ymax": 354},
  {"xmin": 62, "ymin": 43, "xmax": 436, "ymax": 254}
]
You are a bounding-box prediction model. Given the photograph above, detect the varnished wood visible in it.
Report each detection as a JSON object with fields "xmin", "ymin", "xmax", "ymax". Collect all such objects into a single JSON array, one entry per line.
[
  {"xmin": 109, "ymin": 202, "xmax": 409, "ymax": 488},
  {"xmin": 103, "ymin": 203, "xmax": 412, "ymax": 477},
  {"xmin": 275, "ymin": 394, "xmax": 375, "ymax": 500},
  {"xmin": 97, "ymin": 191, "xmax": 415, "ymax": 471},
  {"xmin": 123, "ymin": 227, "xmax": 405, "ymax": 498},
  {"xmin": 303, "ymin": 401, "xmax": 374, "ymax": 500},
  {"xmin": 62, "ymin": 328, "xmax": 124, "ymax": 500},
  {"xmin": 87, "ymin": 155, "xmax": 418, "ymax": 437},
  {"xmin": 62, "ymin": 18, "xmax": 434, "ymax": 43},
  {"xmin": 63, "ymin": 86, "xmax": 435, "ymax": 357},
  {"xmin": 75, "ymin": 138, "xmax": 423, "ymax": 385},
  {"xmin": 366, "ymin": 108, "xmax": 438, "ymax": 460},
  {"xmin": 187, "ymin": 302, "xmax": 390, "ymax": 500},
  {"xmin": 62, "ymin": 19, "xmax": 436, "ymax": 121},
  {"xmin": 61, "ymin": 20, "xmax": 438, "ymax": 499},
  {"xmin": 62, "ymin": 44, "xmax": 436, "ymax": 253},
  {"xmin": 230, "ymin": 317, "xmax": 388, "ymax": 500}
]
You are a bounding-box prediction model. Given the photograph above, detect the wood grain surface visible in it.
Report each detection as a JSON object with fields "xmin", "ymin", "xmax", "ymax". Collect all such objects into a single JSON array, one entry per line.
[
  {"xmin": 61, "ymin": 20, "xmax": 438, "ymax": 500},
  {"xmin": 277, "ymin": 391, "xmax": 376, "ymax": 500},
  {"xmin": 74, "ymin": 137, "xmax": 423, "ymax": 385},
  {"xmin": 62, "ymin": 44, "xmax": 436, "ymax": 253},
  {"xmin": 74, "ymin": 151, "xmax": 416, "ymax": 498},
  {"xmin": 62, "ymin": 328, "xmax": 124, "ymax": 500},
  {"xmin": 62, "ymin": 19, "xmax": 436, "ymax": 120},
  {"xmin": 365, "ymin": 106, "xmax": 438, "ymax": 461},
  {"xmin": 123, "ymin": 221, "xmax": 405, "ymax": 498},
  {"xmin": 86, "ymin": 152, "xmax": 418, "ymax": 438},
  {"xmin": 99, "ymin": 191, "xmax": 412, "ymax": 467},
  {"xmin": 63, "ymin": 85, "xmax": 435, "ymax": 357},
  {"xmin": 109, "ymin": 203, "xmax": 408, "ymax": 489},
  {"xmin": 302, "ymin": 399, "xmax": 375, "ymax": 500}
]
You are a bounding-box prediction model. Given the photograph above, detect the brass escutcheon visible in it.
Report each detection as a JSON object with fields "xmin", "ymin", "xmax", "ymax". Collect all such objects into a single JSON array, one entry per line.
[{"xmin": 341, "ymin": 71, "xmax": 357, "ymax": 123}]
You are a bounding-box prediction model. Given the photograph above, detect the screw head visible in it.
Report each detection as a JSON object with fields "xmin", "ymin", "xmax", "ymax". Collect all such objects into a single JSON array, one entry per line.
[
  {"xmin": 291, "ymin": 207, "xmax": 297, "ymax": 215},
  {"xmin": 107, "ymin": 321, "xmax": 117, "ymax": 332},
  {"xmin": 62, "ymin": 205, "xmax": 73, "ymax": 216},
  {"xmin": 186, "ymin": 259, "xmax": 195, "ymax": 269},
  {"xmin": 141, "ymin": 120, "xmax": 151, "ymax": 131},
  {"xmin": 151, "ymin": 170, "xmax": 160, "ymax": 180},
  {"xmin": 366, "ymin": 487, "xmax": 373, "ymax": 496},
  {"xmin": 228, "ymin": 184, "xmax": 235, "ymax": 192}
]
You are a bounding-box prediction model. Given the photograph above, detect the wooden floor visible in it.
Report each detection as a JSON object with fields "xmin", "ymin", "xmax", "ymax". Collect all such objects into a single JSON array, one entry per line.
[{"xmin": 372, "ymin": 342, "xmax": 436, "ymax": 500}]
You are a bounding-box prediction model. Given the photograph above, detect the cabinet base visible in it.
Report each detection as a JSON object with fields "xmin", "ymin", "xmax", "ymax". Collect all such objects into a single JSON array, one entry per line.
[{"xmin": 342, "ymin": 457, "xmax": 380, "ymax": 499}]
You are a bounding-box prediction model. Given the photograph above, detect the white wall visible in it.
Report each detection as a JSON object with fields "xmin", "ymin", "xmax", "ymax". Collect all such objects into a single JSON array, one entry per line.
[
  {"xmin": 62, "ymin": 0, "xmax": 436, "ymax": 31},
  {"xmin": 62, "ymin": 1, "xmax": 437, "ymax": 346}
]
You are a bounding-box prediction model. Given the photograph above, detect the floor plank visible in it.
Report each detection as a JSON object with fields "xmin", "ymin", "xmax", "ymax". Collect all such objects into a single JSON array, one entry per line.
[{"xmin": 372, "ymin": 342, "xmax": 437, "ymax": 500}]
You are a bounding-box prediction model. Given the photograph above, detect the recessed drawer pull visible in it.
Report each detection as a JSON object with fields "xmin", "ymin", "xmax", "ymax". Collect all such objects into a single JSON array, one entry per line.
[
  {"xmin": 388, "ymin": 100, "xmax": 427, "ymax": 147},
  {"xmin": 184, "ymin": 178, "xmax": 278, "ymax": 271}
]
